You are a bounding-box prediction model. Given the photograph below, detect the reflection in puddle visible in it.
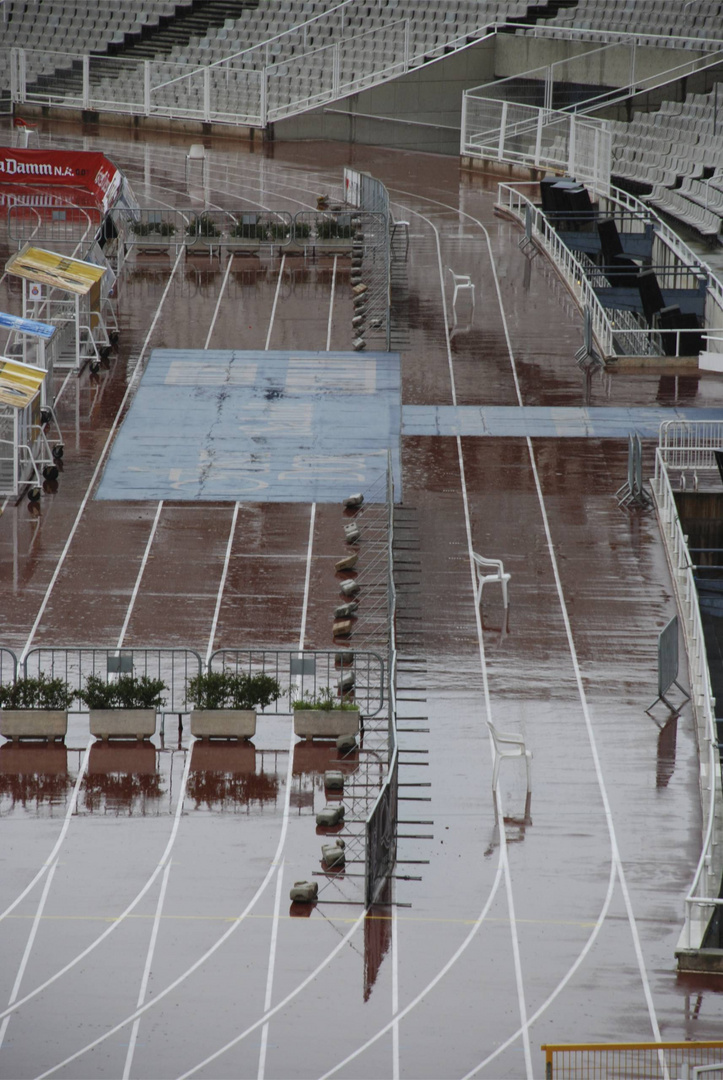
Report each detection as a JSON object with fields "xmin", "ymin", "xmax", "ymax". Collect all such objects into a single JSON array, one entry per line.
[
  {"xmin": 188, "ymin": 743, "xmax": 279, "ymax": 812},
  {"xmin": 291, "ymin": 741, "xmax": 359, "ymax": 815},
  {"xmin": 364, "ymin": 878, "xmax": 392, "ymax": 1002},
  {"xmin": 0, "ymin": 743, "xmax": 72, "ymax": 813},
  {"xmin": 485, "ymin": 792, "xmax": 533, "ymax": 856},
  {"xmin": 82, "ymin": 743, "xmax": 164, "ymax": 816},
  {"xmin": 656, "ymin": 715, "xmax": 678, "ymax": 789}
]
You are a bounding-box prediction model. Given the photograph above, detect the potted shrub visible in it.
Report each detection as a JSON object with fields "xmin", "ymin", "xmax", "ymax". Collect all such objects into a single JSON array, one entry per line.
[
  {"xmin": 268, "ymin": 220, "xmax": 290, "ymax": 241},
  {"xmin": 130, "ymin": 219, "xmax": 177, "ymax": 253},
  {"xmin": 293, "ymin": 221, "xmax": 311, "ymax": 242},
  {"xmin": 316, "ymin": 218, "xmax": 353, "ymax": 243},
  {"xmin": 80, "ymin": 674, "xmax": 166, "ymax": 742},
  {"xmin": 188, "ymin": 212, "xmax": 221, "ymax": 242},
  {"xmin": 293, "ymin": 687, "xmax": 360, "ymax": 742},
  {"xmin": 131, "ymin": 220, "xmax": 176, "ymax": 239},
  {"xmin": 230, "ymin": 219, "xmax": 265, "ymax": 241},
  {"xmin": 0, "ymin": 675, "xmax": 75, "ymax": 742},
  {"xmin": 187, "ymin": 671, "xmax": 282, "ymax": 741}
]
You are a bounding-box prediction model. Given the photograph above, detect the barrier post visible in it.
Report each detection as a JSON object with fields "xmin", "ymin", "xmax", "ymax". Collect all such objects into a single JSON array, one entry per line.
[{"xmin": 144, "ymin": 60, "xmax": 150, "ymax": 116}]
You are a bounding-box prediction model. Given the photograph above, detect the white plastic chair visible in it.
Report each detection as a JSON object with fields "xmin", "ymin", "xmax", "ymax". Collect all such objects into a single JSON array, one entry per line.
[
  {"xmin": 186, "ymin": 143, "xmax": 207, "ymax": 183},
  {"xmin": 14, "ymin": 119, "xmax": 38, "ymax": 147},
  {"xmin": 487, "ymin": 721, "xmax": 532, "ymax": 792},
  {"xmin": 447, "ymin": 268, "xmax": 475, "ymax": 314},
  {"xmin": 472, "ymin": 552, "xmax": 510, "ymax": 610}
]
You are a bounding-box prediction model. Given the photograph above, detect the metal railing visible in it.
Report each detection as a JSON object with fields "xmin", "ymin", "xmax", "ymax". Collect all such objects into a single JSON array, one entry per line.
[
  {"xmin": 656, "ymin": 419, "xmax": 723, "ymax": 478},
  {"xmin": 2, "ymin": 15, "xmax": 495, "ymax": 129},
  {"xmin": 464, "ymin": 36, "xmax": 723, "ymax": 118},
  {"xmin": 208, "ymin": 649, "xmax": 385, "ymax": 718},
  {"xmin": 542, "ymin": 1041, "xmax": 723, "ymax": 1080},
  {"xmin": 22, "ymin": 647, "xmax": 203, "ymax": 715},
  {"xmin": 7, "ymin": 204, "xmax": 102, "ymax": 248},
  {"xmin": 462, "ymin": 97, "xmax": 612, "ymax": 191},
  {"xmin": 651, "ymin": 436, "xmax": 723, "ymax": 952},
  {"xmin": 497, "ymin": 181, "xmax": 723, "ymax": 360},
  {"xmin": 0, "ymin": 647, "xmax": 18, "ymax": 685},
  {"xmin": 497, "ymin": 181, "xmax": 614, "ymax": 357},
  {"xmin": 364, "ymin": 449, "xmax": 398, "ymax": 905}
]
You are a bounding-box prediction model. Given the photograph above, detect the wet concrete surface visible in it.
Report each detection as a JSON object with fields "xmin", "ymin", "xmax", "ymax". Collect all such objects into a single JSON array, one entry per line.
[{"xmin": 0, "ymin": 120, "xmax": 721, "ymax": 1079}]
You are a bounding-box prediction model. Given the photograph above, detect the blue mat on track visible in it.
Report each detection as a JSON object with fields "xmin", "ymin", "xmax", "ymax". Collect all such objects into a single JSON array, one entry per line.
[{"xmin": 96, "ymin": 349, "xmax": 401, "ymax": 503}]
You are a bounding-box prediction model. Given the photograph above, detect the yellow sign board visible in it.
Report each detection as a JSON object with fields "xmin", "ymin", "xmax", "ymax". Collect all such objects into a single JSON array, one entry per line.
[
  {"xmin": 5, "ymin": 245, "xmax": 105, "ymax": 295},
  {"xmin": 0, "ymin": 355, "xmax": 46, "ymax": 410}
]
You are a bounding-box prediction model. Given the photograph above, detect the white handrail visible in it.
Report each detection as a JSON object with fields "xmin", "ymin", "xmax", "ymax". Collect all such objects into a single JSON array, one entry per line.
[
  {"xmin": 497, "ymin": 181, "xmax": 614, "ymax": 356},
  {"xmin": 651, "ymin": 447, "xmax": 723, "ymax": 950}
]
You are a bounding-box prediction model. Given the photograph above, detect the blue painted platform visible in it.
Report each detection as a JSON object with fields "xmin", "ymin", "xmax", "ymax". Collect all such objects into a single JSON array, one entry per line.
[
  {"xmin": 96, "ymin": 350, "xmax": 401, "ymax": 503},
  {"xmin": 402, "ymin": 405, "xmax": 723, "ymax": 439}
]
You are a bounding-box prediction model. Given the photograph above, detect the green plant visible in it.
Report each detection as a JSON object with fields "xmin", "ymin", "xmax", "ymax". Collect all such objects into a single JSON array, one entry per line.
[
  {"xmin": 230, "ymin": 220, "xmax": 265, "ymax": 240},
  {"xmin": 186, "ymin": 671, "xmax": 282, "ymax": 711},
  {"xmin": 268, "ymin": 221, "xmax": 289, "ymax": 240},
  {"xmin": 131, "ymin": 219, "xmax": 176, "ymax": 237},
  {"xmin": 294, "ymin": 221, "xmax": 311, "ymax": 239},
  {"xmin": 316, "ymin": 219, "xmax": 339, "ymax": 240},
  {"xmin": 292, "ymin": 687, "xmax": 358, "ymax": 711},
  {"xmin": 0, "ymin": 675, "xmax": 75, "ymax": 710},
  {"xmin": 79, "ymin": 674, "xmax": 167, "ymax": 710},
  {"xmin": 193, "ymin": 213, "xmax": 221, "ymax": 238}
]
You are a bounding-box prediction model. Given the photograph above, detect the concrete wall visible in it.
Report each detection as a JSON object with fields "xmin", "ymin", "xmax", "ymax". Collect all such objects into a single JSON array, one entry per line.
[
  {"xmin": 494, "ymin": 33, "xmax": 708, "ymax": 89},
  {"xmin": 272, "ymin": 36, "xmax": 495, "ymax": 153}
]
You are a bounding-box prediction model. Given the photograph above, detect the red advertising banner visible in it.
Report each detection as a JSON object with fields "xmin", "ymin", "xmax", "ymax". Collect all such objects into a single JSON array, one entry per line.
[{"xmin": 0, "ymin": 150, "xmax": 121, "ymax": 211}]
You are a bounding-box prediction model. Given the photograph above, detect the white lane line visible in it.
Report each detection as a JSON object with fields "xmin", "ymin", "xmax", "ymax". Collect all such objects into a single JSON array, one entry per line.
[
  {"xmin": 479, "ymin": 211, "xmax": 665, "ymax": 1057},
  {"xmin": 0, "ymin": 859, "xmax": 58, "ymax": 1050},
  {"xmin": 265, "ymin": 254, "xmax": 287, "ymax": 351},
  {"xmin": 318, "ymin": 862, "xmax": 505, "ymax": 1080},
  {"xmin": 431, "ymin": 202, "xmax": 532, "ymax": 1080},
  {"xmin": 204, "ymin": 254, "xmax": 234, "ymax": 350},
  {"xmin": 257, "ymin": 499, "xmax": 315, "ymax": 1078},
  {"xmin": 35, "ymin": 728, "xmax": 298, "ymax": 1080},
  {"xmin": 2, "ymin": 748, "xmax": 193, "ymax": 1030},
  {"xmin": 314, "ymin": 202, "xmax": 519, "ymax": 1080},
  {"xmin": 0, "ymin": 741, "xmax": 91, "ymax": 925},
  {"xmin": 206, "ymin": 501, "xmax": 240, "ymax": 663},
  {"xmin": 18, "ymin": 245, "xmax": 185, "ymax": 666},
  {"xmin": 392, "ymin": 899, "xmax": 400, "ymax": 1080},
  {"xmin": 299, "ymin": 503, "xmax": 315, "ymax": 649},
  {"xmin": 257, "ymin": 861, "xmax": 286, "ymax": 1080},
  {"xmin": 122, "ymin": 860, "xmax": 173, "ymax": 1080},
  {"xmin": 326, "ymin": 254, "xmax": 337, "ymax": 352},
  {"xmin": 121, "ymin": 451, "xmax": 241, "ymax": 1067},
  {"xmin": 387, "ymin": 185, "xmax": 659, "ymax": 1072},
  {"xmin": 462, "ymin": 858, "xmax": 617, "ymax": 1078},
  {"xmin": 117, "ymin": 500, "xmax": 163, "ymax": 649},
  {"xmin": 176, "ymin": 906, "xmax": 370, "ymax": 1080}
]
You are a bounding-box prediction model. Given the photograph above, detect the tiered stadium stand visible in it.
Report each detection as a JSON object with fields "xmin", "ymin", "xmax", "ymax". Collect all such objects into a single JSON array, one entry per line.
[
  {"xmin": 610, "ymin": 89, "xmax": 723, "ymax": 238},
  {"xmin": 523, "ymin": 0, "xmax": 723, "ymax": 46},
  {"xmin": 14, "ymin": 0, "xmax": 534, "ymax": 120}
]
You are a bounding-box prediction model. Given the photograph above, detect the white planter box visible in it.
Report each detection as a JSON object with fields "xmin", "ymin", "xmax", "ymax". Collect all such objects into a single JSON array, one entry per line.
[
  {"xmin": 190, "ymin": 709, "xmax": 256, "ymax": 740},
  {"xmin": 0, "ymin": 709, "xmax": 68, "ymax": 742},
  {"xmin": 293, "ymin": 709, "xmax": 360, "ymax": 741},
  {"xmin": 89, "ymin": 709, "xmax": 157, "ymax": 741}
]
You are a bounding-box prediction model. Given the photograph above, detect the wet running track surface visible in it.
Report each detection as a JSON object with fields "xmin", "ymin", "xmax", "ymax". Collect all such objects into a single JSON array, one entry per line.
[{"xmin": 0, "ymin": 120, "xmax": 721, "ymax": 1080}]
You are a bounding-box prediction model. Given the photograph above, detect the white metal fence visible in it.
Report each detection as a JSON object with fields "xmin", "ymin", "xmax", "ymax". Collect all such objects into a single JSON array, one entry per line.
[
  {"xmin": 2, "ymin": 16, "xmax": 495, "ymax": 129},
  {"xmin": 462, "ymin": 96, "xmax": 612, "ymax": 191},
  {"xmin": 497, "ymin": 181, "xmax": 723, "ymax": 360},
  {"xmin": 651, "ymin": 432, "xmax": 723, "ymax": 953}
]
